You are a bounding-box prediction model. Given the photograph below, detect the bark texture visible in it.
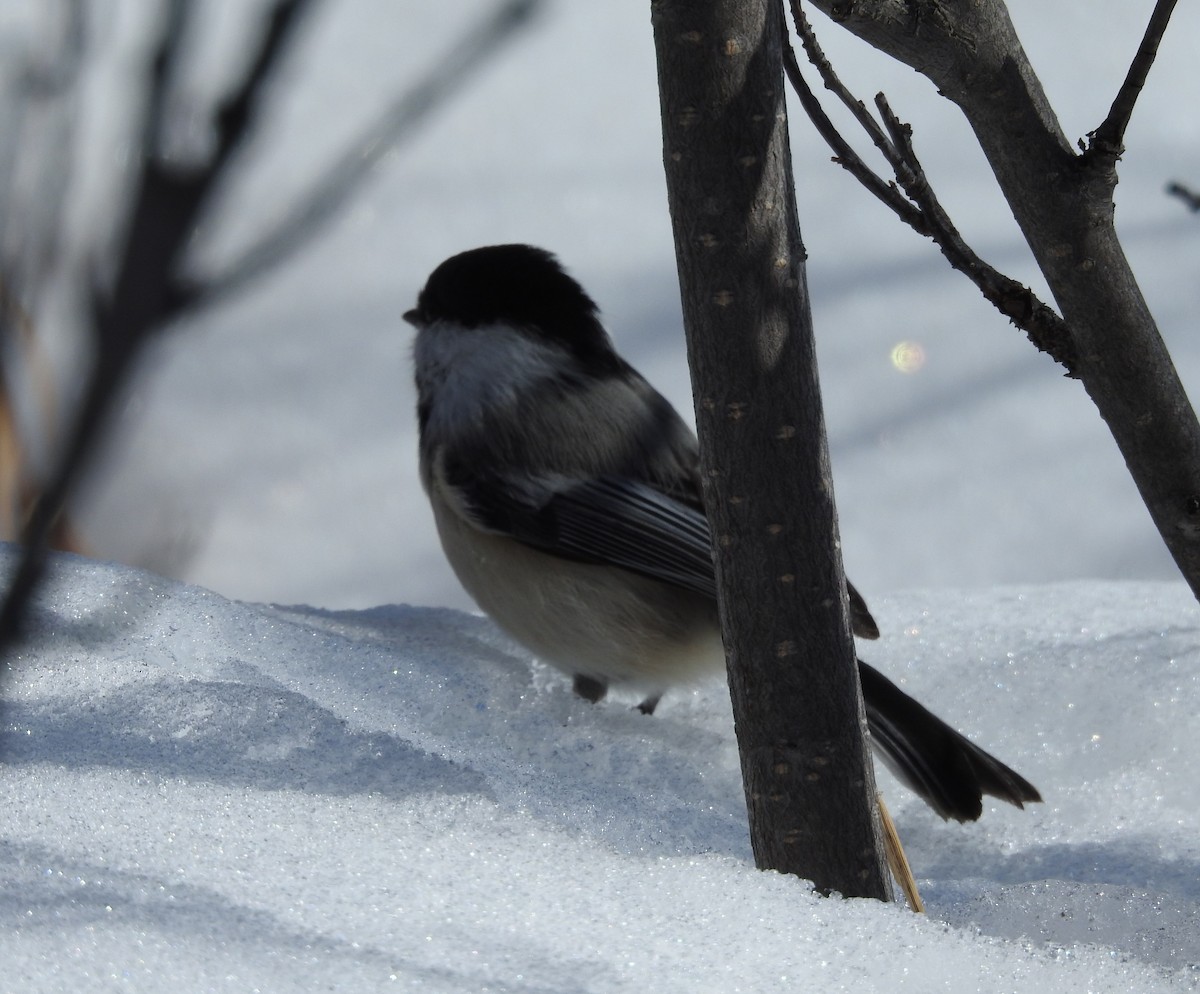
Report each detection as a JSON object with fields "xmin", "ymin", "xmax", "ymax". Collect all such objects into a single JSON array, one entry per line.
[{"xmin": 651, "ymin": 0, "xmax": 892, "ymax": 899}]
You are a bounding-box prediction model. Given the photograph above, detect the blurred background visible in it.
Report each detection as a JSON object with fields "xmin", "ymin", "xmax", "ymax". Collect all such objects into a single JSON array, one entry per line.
[{"xmin": 0, "ymin": 0, "xmax": 1197, "ymax": 613}]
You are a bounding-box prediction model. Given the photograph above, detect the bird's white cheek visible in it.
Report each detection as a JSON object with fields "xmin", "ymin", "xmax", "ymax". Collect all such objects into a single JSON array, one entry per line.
[{"xmin": 414, "ymin": 321, "xmax": 568, "ymax": 437}]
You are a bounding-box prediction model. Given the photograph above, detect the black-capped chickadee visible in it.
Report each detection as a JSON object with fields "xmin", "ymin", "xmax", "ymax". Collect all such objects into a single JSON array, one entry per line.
[{"xmin": 405, "ymin": 243, "xmax": 1040, "ymax": 822}]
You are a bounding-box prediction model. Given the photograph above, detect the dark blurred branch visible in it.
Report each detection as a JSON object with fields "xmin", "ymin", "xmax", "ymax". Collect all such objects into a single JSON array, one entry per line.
[
  {"xmin": 0, "ymin": 0, "xmax": 544, "ymax": 660},
  {"xmin": 0, "ymin": 0, "xmax": 315, "ymax": 650},
  {"xmin": 784, "ymin": 1, "xmax": 1076, "ymax": 372},
  {"xmin": 182, "ymin": 0, "xmax": 543, "ymax": 311},
  {"xmin": 1166, "ymin": 181, "xmax": 1200, "ymax": 213}
]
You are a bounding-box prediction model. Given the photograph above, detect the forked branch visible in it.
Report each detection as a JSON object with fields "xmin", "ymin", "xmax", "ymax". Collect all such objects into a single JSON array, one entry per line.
[
  {"xmin": 1087, "ymin": 0, "xmax": 1179, "ymax": 160},
  {"xmin": 784, "ymin": 1, "xmax": 1076, "ymax": 372}
]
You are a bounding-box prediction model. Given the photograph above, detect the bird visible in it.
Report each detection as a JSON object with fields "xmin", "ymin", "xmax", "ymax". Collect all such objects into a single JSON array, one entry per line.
[{"xmin": 405, "ymin": 243, "xmax": 1041, "ymax": 822}]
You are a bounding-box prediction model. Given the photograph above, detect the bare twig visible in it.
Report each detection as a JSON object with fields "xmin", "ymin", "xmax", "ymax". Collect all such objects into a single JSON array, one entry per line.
[
  {"xmin": 873, "ymin": 94, "xmax": 1074, "ymax": 369},
  {"xmin": 182, "ymin": 0, "xmax": 543, "ymax": 311},
  {"xmin": 789, "ymin": 4, "xmax": 914, "ymax": 187},
  {"xmin": 110, "ymin": 0, "xmax": 317, "ymax": 331},
  {"xmin": 785, "ymin": 1, "xmax": 1076, "ymax": 372},
  {"xmin": 1088, "ymin": 0, "xmax": 1179, "ymax": 158},
  {"xmin": 780, "ymin": 13, "xmax": 921, "ymax": 229},
  {"xmin": 1166, "ymin": 181, "xmax": 1200, "ymax": 213}
]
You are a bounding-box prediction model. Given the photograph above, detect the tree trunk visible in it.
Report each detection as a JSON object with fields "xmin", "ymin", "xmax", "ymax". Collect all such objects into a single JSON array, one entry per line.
[
  {"xmin": 809, "ymin": 0, "xmax": 1200, "ymax": 602},
  {"xmin": 650, "ymin": 0, "xmax": 892, "ymax": 899}
]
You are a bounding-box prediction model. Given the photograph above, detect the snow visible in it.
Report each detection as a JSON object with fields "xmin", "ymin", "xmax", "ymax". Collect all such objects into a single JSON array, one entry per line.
[
  {"xmin": 2, "ymin": 551, "xmax": 1198, "ymax": 991},
  {"xmin": 3, "ymin": 0, "xmax": 1200, "ymax": 990}
]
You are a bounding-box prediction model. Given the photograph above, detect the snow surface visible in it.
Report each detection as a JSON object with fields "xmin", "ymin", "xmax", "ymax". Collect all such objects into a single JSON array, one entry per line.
[
  {"xmin": 2, "ymin": 0, "xmax": 1200, "ymax": 989},
  {"xmin": 2, "ymin": 549, "xmax": 1198, "ymax": 991}
]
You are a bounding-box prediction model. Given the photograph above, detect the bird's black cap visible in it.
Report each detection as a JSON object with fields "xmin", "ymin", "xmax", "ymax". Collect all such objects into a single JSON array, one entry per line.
[{"xmin": 405, "ymin": 244, "xmax": 619, "ymax": 369}]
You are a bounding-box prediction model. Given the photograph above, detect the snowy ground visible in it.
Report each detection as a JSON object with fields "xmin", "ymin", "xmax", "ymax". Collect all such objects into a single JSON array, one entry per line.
[
  {"xmin": 2, "ymin": 551, "xmax": 1198, "ymax": 991},
  {"xmin": 2, "ymin": 0, "xmax": 1200, "ymax": 990}
]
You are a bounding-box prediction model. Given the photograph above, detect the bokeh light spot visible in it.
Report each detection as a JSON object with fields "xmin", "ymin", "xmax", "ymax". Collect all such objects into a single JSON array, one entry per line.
[{"xmin": 890, "ymin": 340, "xmax": 926, "ymax": 374}]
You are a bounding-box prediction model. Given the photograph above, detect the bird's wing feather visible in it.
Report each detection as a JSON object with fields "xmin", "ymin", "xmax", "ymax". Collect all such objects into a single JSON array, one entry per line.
[
  {"xmin": 544, "ymin": 476, "xmax": 717, "ymax": 597},
  {"xmin": 443, "ymin": 461, "xmax": 717, "ymax": 597},
  {"xmin": 438, "ymin": 451, "xmax": 879, "ymax": 637}
]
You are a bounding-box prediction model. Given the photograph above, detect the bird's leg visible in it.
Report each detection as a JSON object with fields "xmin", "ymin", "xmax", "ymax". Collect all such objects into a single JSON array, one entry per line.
[
  {"xmin": 636, "ymin": 693, "xmax": 662, "ymax": 715},
  {"xmin": 572, "ymin": 674, "xmax": 608, "ymax": 703}
]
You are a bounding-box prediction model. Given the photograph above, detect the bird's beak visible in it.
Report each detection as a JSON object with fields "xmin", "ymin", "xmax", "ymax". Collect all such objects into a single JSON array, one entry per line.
[{"xmin": 402, "ymin": 308, "xmax": 421, "ymax": 327}]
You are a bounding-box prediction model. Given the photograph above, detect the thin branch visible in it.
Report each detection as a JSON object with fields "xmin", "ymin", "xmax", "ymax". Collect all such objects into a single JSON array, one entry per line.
[
  {"xmin": 780, "ymin": 10, "xmax": 921, "ymax": 229},
  {"xmin": 210, "ymin": 0, "xmax": 315, "ymax": 172},
  {"xmin": 1166, "ymin": 181, "xmax": 1200, "ymax": 213},
  {"xmin": 875, "ymin": 93, "xmax": 1076, "ymax": 369},
  {"xmin": 109, "ymin": 0, "xmax": 317, "ymax": 331},
  {"xmin": 789, "ymin": 3, "xmax": 915, "ymax": 186},
  {"xmin": 180, "ymin": 0, "xmax": 543, "ymax": 312},
  {"xmin": 142, "ymin": 0, "xmax": 191, "ymax": 158},
  {"xmin": 1088, "ymin": 0, "xmax": 1179, "ymax": 158},
  {"xmin": 786, "ymin": 0, "xmax": 1076, "ymax": 372}
]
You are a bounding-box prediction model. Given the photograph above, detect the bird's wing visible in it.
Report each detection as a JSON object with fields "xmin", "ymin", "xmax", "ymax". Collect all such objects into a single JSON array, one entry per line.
[
  {"xmin": 437, "ymin": 453, "xmax": 880, "ymax": 638},
  {"xmin": 442, "ymin": 461, "xmax": 718, "ymax": 598},
  {"xmin": 542, "ymin": 475, "xmax": 717, "ymax": 597}
]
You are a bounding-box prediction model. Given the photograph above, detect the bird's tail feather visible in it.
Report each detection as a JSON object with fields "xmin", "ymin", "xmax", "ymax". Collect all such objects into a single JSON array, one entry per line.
[{"xmin": 858, "ymin": 661, "xmax": 1041, "ymax": 822}]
